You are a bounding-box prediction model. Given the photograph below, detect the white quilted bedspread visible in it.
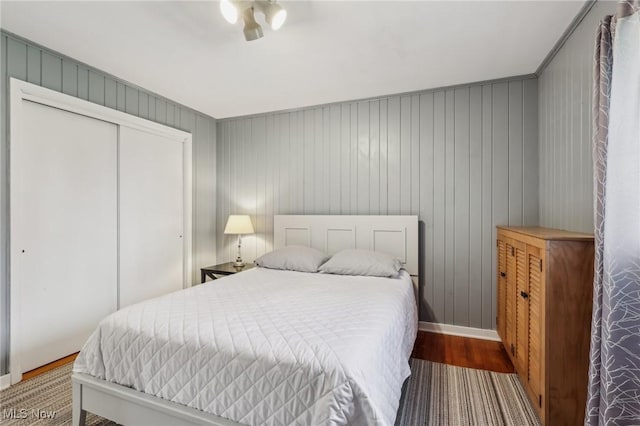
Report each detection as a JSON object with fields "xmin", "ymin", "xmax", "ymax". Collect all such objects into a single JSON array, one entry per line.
[{"xmin": 73, "ymin": 268, "xmax": 418, "ymax": 426}]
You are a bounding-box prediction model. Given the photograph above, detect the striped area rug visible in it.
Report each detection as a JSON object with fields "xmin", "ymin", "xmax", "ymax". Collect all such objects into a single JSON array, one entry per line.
[
  {"xmin": 0, "ymin": 363, "xmax": 113, "ymax": 426},
  {"xmin": 1, "ymin": 359, "xmax": 539, "ymax": 426},
  {"xmin": 396, "ymin": 359, "xmax": 540, "ymax": 426}
]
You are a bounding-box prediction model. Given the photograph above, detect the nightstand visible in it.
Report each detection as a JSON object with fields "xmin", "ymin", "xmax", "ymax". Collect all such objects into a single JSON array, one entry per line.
[{"xmin": 200, "ymin": 262, "xmax": 255, "ymax": 283}]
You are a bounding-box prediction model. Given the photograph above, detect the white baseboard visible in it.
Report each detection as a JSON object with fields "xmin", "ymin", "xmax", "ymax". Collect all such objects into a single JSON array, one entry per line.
[
  {"xmin": 0, "ymin": 373, "xmax": 11, "ymax": 390},
  {"xmin": 418, "ymin": 321, "xmax": 501, "ymax": 342}
]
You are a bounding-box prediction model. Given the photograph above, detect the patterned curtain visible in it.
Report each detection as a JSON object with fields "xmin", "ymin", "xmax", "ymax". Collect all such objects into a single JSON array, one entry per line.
[{"xmin": 586, "ymin": 1, "xmax": 640, "ymax": 425}]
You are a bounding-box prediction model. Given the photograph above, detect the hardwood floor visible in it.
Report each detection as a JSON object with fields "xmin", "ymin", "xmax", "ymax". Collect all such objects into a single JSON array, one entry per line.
[
  {"xmin": 20, "ymin": 332, "xmax": 513, "ymax": 381},
  {"xmin": 412, "ymin": 331, "xmax": 515, "ymax": 373},
  {"xmin": 21, "ymin": 353, "xmax": 78, "ymax": 381}
]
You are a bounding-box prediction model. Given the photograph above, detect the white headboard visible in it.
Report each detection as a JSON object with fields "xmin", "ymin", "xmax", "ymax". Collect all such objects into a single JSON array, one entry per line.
[{"xmin": 273, "ymin": 215, "xmax": 419, "ymax": 276}]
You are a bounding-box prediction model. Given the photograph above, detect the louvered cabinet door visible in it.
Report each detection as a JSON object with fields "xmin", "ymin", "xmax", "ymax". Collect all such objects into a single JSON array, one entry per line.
[
  {"xmin": 496, "ymin": 226, "xmax": 594, "ymax": 426},
  {"xmin": 497, "ymin": 239, "xmax": 508, "ymax": 342},
  {"xmin": 527, "ymin": 246, "xmax": 544, "ymax": 415},
  {"xmin": 505, "ymin": 243, "xmax": 517, "ymax": 358},
  {"xmin": 515, "ymin": 245, "xmax": 529, "ymax": 375}
]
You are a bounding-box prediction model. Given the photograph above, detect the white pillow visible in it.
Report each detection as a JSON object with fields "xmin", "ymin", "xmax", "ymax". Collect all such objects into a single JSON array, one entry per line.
[
  {"xmin": 254, "ymin": 246, "xmax": 330, "ymax": 273},
  {"xmin": 319, "ymin": 249, "xmax": 402, "ymax": 277}
]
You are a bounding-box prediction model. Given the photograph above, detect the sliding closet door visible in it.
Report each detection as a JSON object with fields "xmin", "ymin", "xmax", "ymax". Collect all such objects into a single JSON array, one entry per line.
[
  {"xmin": 119, "ymin": 127, "xmax": 185, "ymax": 308},
  {"xmin": 12, "ymin": 101, "xmax": 118, "ymax": 373}
]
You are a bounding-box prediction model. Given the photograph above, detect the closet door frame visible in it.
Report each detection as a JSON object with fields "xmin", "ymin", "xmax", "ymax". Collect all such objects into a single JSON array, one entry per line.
[{"xmin": 9, "ymin": 78, "xmax": 192, "ymax": 384}]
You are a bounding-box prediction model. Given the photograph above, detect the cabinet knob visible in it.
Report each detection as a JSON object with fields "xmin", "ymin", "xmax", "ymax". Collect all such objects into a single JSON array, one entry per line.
[
  {"xmin": 520, "ymin": 291, "xmax": 529, "ymax": 299},
  {"xmin": 500, "ymin": 272, "xmax": 506, "ymax": 277}
]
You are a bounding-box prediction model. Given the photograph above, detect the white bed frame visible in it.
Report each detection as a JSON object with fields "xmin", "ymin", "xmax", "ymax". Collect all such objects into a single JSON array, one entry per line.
[{"xmin": 72, "ymin": 215, "xmax": 418, "ymax": 426}]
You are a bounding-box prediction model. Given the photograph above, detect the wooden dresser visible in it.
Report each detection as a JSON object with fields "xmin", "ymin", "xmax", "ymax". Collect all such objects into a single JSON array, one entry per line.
[{"xmin": 496, "ymin": 226, "xmax": 594, "ymax": 425}]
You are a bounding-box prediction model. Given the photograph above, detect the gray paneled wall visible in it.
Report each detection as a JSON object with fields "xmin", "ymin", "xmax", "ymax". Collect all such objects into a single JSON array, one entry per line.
[
  {"xmin": 538, "ymin": 1, "xmax": 617, "ymax": 233},
  {"xmin": 0, "ymin": 31, "xmax": 217, "ymax": 375},
  {"xmin": 216, "ymin": 76, "xmax": 538, "ymax": 330}
]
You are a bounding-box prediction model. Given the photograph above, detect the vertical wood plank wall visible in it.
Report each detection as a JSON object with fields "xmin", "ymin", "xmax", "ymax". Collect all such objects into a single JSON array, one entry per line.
[
  {"xmin": 216, "ymin": 76, "xmax": 539, "ymax": 330},
  {"xmin": 0, "ymin": 31, "xmax": 217, "ymax": 374},
  {"xmin": 538, "ymin": 1, "xmax": 617, "ymax": 233}
]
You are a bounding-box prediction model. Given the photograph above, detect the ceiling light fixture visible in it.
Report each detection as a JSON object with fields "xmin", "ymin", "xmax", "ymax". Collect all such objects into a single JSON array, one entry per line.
[{"xmin": 219, "ymin": 0, "xmax": 287, "ymax": 41}]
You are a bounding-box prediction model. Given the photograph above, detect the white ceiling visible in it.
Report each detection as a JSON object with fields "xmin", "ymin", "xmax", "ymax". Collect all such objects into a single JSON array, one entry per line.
[{"xmin": 1, "ymin": 1, "xmax": 586, "ymax": 118}]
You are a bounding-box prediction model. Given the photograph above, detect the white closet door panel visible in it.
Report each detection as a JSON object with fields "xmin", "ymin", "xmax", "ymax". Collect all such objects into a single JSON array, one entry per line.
[
  {"xmin": 14, "ymin": 101, "xmax": 118, "ymax": 373},
  {"xmin": 119, "ymin": 127, "xmax": 184, "ymax": 308}
]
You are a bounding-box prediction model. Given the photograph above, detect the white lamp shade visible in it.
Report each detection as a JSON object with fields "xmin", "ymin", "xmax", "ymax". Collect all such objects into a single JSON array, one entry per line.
[{"xmin": 224, "ymin": 215, "xmax": 254, "ymax": 235}]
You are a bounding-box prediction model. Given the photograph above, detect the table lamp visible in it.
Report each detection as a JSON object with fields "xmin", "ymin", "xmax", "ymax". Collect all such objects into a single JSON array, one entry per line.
[{"xmin": 224, "ymin": 215, "xmax": 254, "ymax": 267}]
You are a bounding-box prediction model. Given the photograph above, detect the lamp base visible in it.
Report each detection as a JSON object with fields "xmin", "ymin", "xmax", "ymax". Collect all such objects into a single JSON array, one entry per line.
[{"xmin": 234, "ymin": 235, "xmax": 245, "ymax": 267}]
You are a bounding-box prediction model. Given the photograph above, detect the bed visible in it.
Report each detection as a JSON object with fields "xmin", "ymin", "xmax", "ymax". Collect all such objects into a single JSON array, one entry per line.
[{"xmin": 72, "ymin": 215, "xmax": 419, "ymax": 426}]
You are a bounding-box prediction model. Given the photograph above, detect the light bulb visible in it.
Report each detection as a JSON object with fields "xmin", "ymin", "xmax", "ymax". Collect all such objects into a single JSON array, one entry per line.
[
  {"xmin": 220, "ymin": 0, "xmax": 238, "ymax": 24},
  {"xmin": 259, "ymin": 1, "xmax": 287, "ymax": 31},
  {"xmin": 270, "ymin": 8, "xmax": 286, "ymax": 31}
]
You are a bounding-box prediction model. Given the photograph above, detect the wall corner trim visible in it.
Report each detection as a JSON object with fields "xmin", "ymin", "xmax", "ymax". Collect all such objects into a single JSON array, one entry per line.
[
  {"xmin": 0, "ymin": 373, "xmax": 11, "ymax": 390},
  {"xmin": 535, "ymin": 0, "xmax": 598, "ymax": 76},
  {"xmin": 418, "ymin": 321, "xmax": 501, "ymax": 342}
]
